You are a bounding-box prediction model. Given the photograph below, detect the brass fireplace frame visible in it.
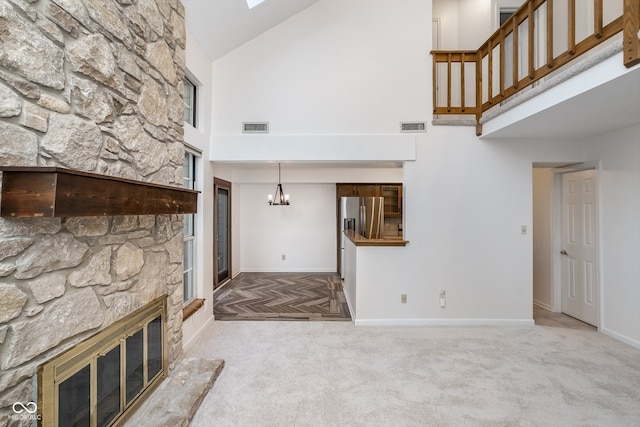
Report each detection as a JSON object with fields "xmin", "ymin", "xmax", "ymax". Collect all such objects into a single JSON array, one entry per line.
[{"xmin": 37, "ymin": 295, "xmax": 168, "ymax": 427}]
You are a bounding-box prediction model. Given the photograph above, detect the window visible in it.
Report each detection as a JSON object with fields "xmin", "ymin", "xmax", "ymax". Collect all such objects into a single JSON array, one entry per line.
[
  {"xmin": 183, "ymin": 78, "xmax": 196, "ymax": 127},
  {"xmin": 183, "ymin": 151, "xmax": 197, "ymax": 304},
  {"xmin": 246, "ymin": 0, "xmax": 266, "ymax": 9}
]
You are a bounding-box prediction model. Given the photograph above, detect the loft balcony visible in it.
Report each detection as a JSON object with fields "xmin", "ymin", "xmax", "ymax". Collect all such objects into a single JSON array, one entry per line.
[{"xmin": 431, "ymin": 0, "xmax": 640, "ymax": 138}]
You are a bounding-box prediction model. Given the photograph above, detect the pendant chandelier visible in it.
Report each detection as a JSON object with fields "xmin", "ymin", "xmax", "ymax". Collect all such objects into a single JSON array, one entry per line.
[{"xmin": 268, "ymin": 163, "xmax": 290, "ymax": 206}]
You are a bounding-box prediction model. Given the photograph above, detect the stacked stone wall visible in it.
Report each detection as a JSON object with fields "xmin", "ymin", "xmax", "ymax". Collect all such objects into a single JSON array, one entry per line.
[{"xmin": 0, "ymin": 0, "xmax": 187, "ymax": 424}]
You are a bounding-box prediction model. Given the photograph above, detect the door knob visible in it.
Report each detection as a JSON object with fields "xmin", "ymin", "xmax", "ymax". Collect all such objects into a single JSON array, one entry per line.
[{"xmin": 560, "ymin": 250, "xmax": 568, "ymax": 255}]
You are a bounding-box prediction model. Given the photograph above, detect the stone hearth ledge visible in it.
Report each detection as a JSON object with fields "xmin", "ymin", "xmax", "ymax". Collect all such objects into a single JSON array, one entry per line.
[{"xmin": 124, "ymin": 357, "xmax": 225, "ymax": 427}]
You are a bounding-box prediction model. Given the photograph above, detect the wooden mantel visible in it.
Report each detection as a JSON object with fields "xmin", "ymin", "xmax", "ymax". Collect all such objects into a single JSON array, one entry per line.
[{"xmin": 0, "ymin": 167, "xmax": 198, "ymax": 217}]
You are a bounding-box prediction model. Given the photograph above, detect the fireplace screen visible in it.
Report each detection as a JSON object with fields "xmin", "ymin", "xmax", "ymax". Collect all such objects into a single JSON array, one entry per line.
[{"xmin": 38, "ymin": 295, "xmax": 168, "ymax": 427}]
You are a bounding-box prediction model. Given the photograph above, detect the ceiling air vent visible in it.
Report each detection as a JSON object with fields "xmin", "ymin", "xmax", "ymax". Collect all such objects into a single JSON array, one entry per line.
[
  {"xmin": 243, "ymin": 122, "xmax": 269, "ymax": 133},
  {"xmin": 400, "ymin": 122, "xmax": 427, "ymax": 133}
]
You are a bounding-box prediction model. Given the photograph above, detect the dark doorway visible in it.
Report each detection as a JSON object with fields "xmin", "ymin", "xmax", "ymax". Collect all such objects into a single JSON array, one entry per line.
[{"xmin": 214, "ymin": 178, "xmax": 232, "ymax": 288}]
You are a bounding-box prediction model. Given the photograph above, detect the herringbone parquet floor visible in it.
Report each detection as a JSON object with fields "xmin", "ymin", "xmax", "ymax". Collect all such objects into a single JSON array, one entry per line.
[{"xmin": 213, "ymin": 273, "xmax": 351, "ymax": 321}]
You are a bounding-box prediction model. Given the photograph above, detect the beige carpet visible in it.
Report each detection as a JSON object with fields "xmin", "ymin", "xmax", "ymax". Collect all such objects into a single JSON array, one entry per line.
[{"xmin": 186, "ymin": 320, "xmax": 640, "ymax": 426}]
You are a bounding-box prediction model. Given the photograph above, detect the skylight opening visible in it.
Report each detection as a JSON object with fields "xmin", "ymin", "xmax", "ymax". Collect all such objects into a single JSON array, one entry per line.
[{"xmin": 246, "ymin": 0, "xmax": 266, "ymax": 9}]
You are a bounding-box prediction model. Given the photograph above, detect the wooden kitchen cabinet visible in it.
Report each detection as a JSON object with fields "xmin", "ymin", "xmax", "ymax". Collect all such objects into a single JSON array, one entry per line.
[
  {"xmin": 336, "ymin": 184, "xmax": 380, "ymax": 198},
  {"xmin": 382, "ymin": 185, "xmax": 402, "ymax": 216},
  {"xmin": 355, "ymin": 185, "xmax": 380, "ymax": 197},
  {"xmin": 337, "ymin": 184, "xmax": 402, "ymax": 201},
  {"xmin": 336, "ymin": 183, "xmax": 402, "ymax": 215}
]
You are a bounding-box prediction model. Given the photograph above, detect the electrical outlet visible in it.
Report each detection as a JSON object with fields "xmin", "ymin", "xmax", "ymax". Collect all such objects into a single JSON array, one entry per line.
[
  {"xmin": 281, "ymin": 254, "xmax": 286, "ymax": 261},
  {"xmin": 401, "ymin": 294, "xmax": 407, "ymax": 304},
  {"xmin": 439, "ymin": 290, "xmax": 446, "ymax": 308}
]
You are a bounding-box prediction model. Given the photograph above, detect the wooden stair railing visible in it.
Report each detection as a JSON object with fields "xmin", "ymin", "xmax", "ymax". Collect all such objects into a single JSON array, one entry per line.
[{"xmin": 432, "ymin": 0, "xmax": 640, "ymax": 135}]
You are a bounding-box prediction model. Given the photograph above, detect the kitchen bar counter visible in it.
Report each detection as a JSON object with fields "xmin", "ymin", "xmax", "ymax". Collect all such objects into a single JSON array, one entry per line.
[
  {"xmin": 342, "ymin": 229, "xmax": 408, "ymax": 322},
  {"xmin": 344, "ymin": 230, "xmax": 408, "ymax": 247}
]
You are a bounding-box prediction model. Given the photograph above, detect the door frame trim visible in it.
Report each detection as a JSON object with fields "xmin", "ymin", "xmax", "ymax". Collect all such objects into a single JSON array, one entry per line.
[
  {"xmin": 214, "ymin": 177, "xmax": 232, "ymax": 289},
  {"xmin": 551, "ymin": 161, "xmax": 602, "ymax": 328}
]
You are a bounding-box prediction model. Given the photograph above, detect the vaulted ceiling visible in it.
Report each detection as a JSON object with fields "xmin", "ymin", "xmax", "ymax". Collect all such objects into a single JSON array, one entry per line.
[
  {"xmin": 181, "ymin": 0, "xmax": 322, "ymax": 61},
  {"xmin": 181, "ymin": 1, "xmax": 640, "ymax": 142}
]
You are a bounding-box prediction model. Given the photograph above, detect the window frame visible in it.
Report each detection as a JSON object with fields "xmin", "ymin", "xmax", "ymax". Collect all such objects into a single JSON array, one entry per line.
[
  {"xmin": 183, "ymin": 77, "xmax": 197, "ymax": 128},
  {"xmin": 183, "ymin": 150, "xmax": 198, "ymax": 305}
]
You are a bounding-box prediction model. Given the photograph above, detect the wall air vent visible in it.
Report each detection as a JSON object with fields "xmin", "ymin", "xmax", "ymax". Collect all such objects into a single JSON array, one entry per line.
[
  {"xmin": 400, "ymin": 122, "xmax": 427, "ymax": 133},
  {"xmin": 243, "ymin": 122, "xmax": 269, "ymax": 133}
]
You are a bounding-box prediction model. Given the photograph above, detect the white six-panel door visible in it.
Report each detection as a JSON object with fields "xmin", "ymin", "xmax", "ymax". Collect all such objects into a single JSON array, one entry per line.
[{"xmin": 561, "ymin": 169, "xmax": 598, "ymax": 326}]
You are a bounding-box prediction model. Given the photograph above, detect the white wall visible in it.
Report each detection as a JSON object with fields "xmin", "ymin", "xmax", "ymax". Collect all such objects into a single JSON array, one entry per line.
[
  {"xmin": 238, "ymin": 183, "xmax": 336, "ymax": 272},
  {"xmin": 433, "ymin": 0, "xmax": 525, "ymax": 50},
  {"xmin": 222, "ymin": 164, "xmax": 402, "ymax": 275},
  {"xmin": 527, "ymin": 126, "xmax": 640, "ymax": 347},
  {"xmin": 398, "ymin": 129, "xmax": 533, "ymax": 322},
  {"xmin": 432, "ymin": 0, "xmax": 459, "ymax": 49},
  {"xmin": 580, "ymin": 124, "xmax": 640, "ymax": 347},
  {"xmin": 211, "ymin": 135, "xmax": 417, "ymax": 163},
  {"xmin": 201, "ymin": 0, "xmax": 640, "ymax": 345},
  {"xmin": 227, "ymin": 165, "xmax": 403, "ymax": 184},
  {"xmin": 344, "ymin": 238, "xmax": 358, "ymax": 316},
  {"xmin": 208, "ymin": 0, "xmax": 566, "ymax": 325},
  {"xmin": 458, "ymin": 0, "xmax": 493, "ymax": 48},
  {"xmin": 532, "ymin": 168, "xmax": 554, "ymax": 309},
  {"xmin": 211, "ymin": 0, "xmax": 425, "ymax": 276},
  {"xmin": 183, "ymin": 29, "xmax": 216, "ymax": 346},
  {"xmin": 433, "ymin": 0, "xmax": 621, "ymax": 53},
  {"xmin": 212, "ymin": 0, "xmax": 429, "ymax": 136}
]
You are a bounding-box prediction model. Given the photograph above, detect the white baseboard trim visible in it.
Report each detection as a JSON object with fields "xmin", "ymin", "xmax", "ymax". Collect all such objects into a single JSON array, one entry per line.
[
  {"xmin": 182, "ymin": 314, "xmax": 215, "ymax": 350},
  {"xmin": 239, "ymin": 268, "xmax": 337, "ymax": 273},
  {"xmin": 353, "ymin": 318, "xmax": 535, "ymax": 327},
  {"xmin": 342, "ymin": 289, "xmax": 356, "ymax": 324},
  {"xmin": 533, "ymin": 299, "xmax": 552, "ymax": 311},
  {"xmin": 600, "ymin": 327, "xmax": 640, "ymax": 350}
]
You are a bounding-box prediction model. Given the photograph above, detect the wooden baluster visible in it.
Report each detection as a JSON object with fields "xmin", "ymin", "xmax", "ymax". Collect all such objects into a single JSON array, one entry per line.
[
  {"xmin": 476, "ymin": 52, "xmax": 483, "ymax": 136},
  {"xmin": 547, "ymin": 0, "xmax": 554, "ymax": 68},
  {"xmin": 499, "ymin": 28, "xmax": 505, "ymax": 97},
  {"xmin": 488, "ymin": 40, "xmax": 493, "ymax": 102},
  {"xmin": 432, "ymin": 53, "xmax": 437, "ymax": 113},
  {"xmin": 568, "ymin": 0, "xmax": 576, "ymax": 55},
  {"xmin": 447, "ymin": 53, "xmax": 452, "ymax": 112},
  {"xmin": 595, "ymin": 0, "xmax": 603, "ymax": 38},
  {"xmin": 461, "ymin": 52, "xmax": 466, "ymax": 112},
  {"xmin": 513, "ymin": 16, "xmax": 519, "ymax": 89},
  {"xmin": 623, "ymin": 0, "xmax": 640, "ymax": 67},
  {"xmin": 528, "ymin": 0, "xmax": 535, "ymax": 78}
]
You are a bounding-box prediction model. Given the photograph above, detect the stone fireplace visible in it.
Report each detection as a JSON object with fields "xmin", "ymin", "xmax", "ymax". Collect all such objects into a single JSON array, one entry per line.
[
  {"xmin": 0, "ymin": 0, "xmax": 189, "ymax": 425},
  {"xmin": 38, "ymin": 296, "xmax": 168, "ymax": 427}
]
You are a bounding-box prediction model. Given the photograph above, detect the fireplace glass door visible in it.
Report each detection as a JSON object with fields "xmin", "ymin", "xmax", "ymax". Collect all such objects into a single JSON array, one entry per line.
[
  {"xmin": 39, "ymin": 296, "xmax": 167, "ymax": 427},
  {"xmin": 147, "ymin": 316, "xmax": 163, "ymax": 381},
  {"xmin": 126, "ymin": 329, "xmax": 144, "ymax": 404},
  {"xmin": 97, "ymin": 345, "xmax": 121, "ymax": 427},
  {"xmin": 58, "ymin": 365, "xmax": 90, "ymax": 427}
]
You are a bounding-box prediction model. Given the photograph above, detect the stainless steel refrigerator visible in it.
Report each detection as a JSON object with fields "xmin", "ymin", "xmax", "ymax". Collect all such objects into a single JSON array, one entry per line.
[
  {"xmin": 339, "ymin": 197, "xmax": 384, "ymax": 278},
  {"xmin": 339, "ymin": 197, "xmax": 359, "ymax": 278}
]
